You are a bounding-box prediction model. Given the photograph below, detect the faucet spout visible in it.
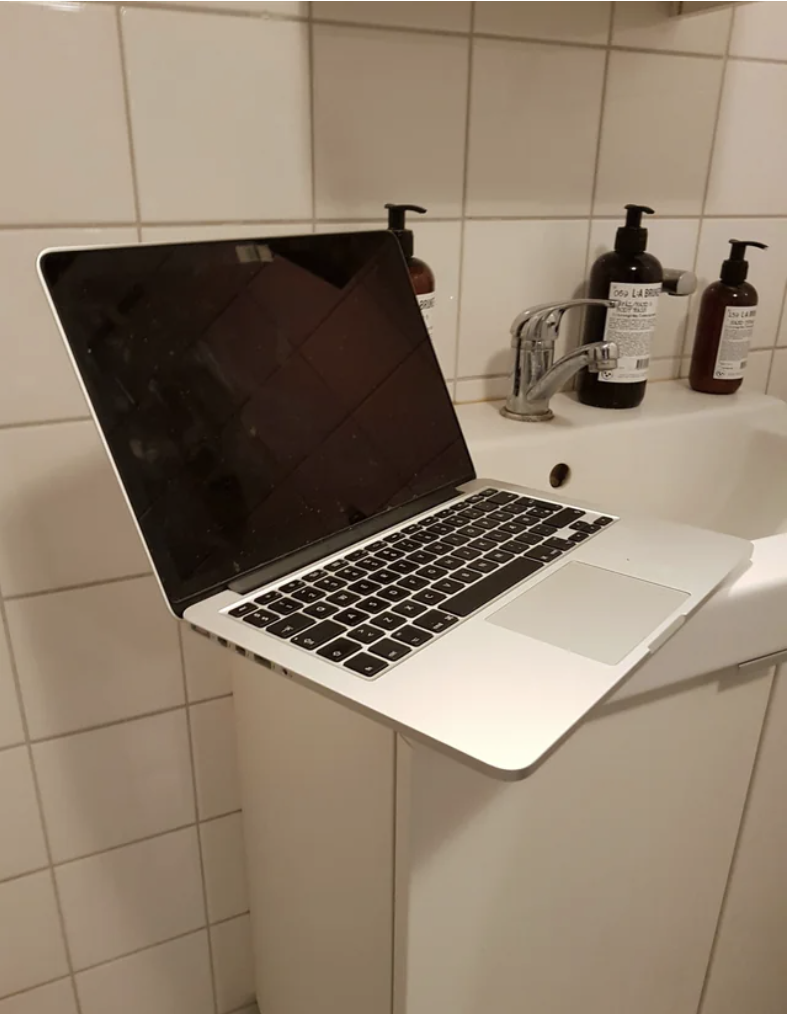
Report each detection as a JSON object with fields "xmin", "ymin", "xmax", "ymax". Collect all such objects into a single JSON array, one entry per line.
[{"xmin": 505, "ymin": 342, "xmax": 618, "ymax": 422}]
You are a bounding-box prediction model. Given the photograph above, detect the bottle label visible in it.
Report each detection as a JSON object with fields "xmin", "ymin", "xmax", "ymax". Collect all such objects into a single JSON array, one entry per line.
[
  {"xmin": 713, "ymin": 306, "xmax": 757, "ymax": 380},
  {"xmin": 417, "ymin": 291, "xmax": 435, "ymax": 337},
  {"xmin": 597, "ymin": 281, "xmax": 662, "ymax": 384}
]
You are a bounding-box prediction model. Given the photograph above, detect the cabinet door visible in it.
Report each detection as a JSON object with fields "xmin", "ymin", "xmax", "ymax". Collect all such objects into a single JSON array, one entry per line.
[
  {"xmin": 399, "ymin": 669, "xmax": 773, "ymax": 1014},
  {"xmin": 700, "ymin": 667, "xmax": 786, "ymax": 1014}
]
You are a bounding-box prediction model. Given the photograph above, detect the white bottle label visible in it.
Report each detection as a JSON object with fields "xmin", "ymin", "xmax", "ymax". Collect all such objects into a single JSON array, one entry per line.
[
  {"xmin": 713, "ymin": 306, "xmax": 757, "ymax": 380},
  {"xmin": 417, "ymin": 291, "xmax": 435, "ymax": 337},
  {"xmin": 597, "ymin": 280, "xmax": 662, "ymax": 384}
]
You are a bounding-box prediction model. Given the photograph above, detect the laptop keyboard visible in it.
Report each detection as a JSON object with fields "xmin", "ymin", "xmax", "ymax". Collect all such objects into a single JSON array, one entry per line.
[{"xmin": 223, "ymin": 487, "xmax": 616, "ymax": 680}]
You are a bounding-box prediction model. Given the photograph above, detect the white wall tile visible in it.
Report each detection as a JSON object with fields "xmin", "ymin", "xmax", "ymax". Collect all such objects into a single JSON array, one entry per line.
[
  {"xmin": 313, "ymin": 26, "xmax": 468, "ymax": 219},
  {"xmin": 741, "ymin": 349, "xmax": 773, "ymax": 393},
  {"xmin": 190, "ymin": 699, "xmax": 242, "ymax": 820},
  {"xmin": 0, "ymin": 624, "xmax": 24, "ymax": 750},
  {"xmin": 595, "ymin": 51, "xmax": 722, "ymax": 217},
  {"xmin": 458, "ymin": 220, "xmax": 589, "ymax": 377},
  {"xmin": 0, "ymin": 4, "xmax": 135, "ymax": 225},
  {"xmin": 0, "ymin": 748, "xmax": 48, "ymax": 882},
  {"xmin": 33, "ymin": 711, "xmax": 194, "ymax": 863},
  {"xmin": 475, "ymin": 2, "xmax": 610, "ymax": 44},
  {"xmin": 183, "ymin": 628, "xmax": 233, "ymax": 703},
  {"xmin": 454, "ymin": 375, "xmax": 510, "ymax": 405},
  {"xmin": 141, "ymin": 223, "xmax": 312, "ymax": 244},
  {"xmin": 768, "ymin": 349, "xmax": 787, "ymax": 401},
  {"xmin": 314, "ymin": 1, "xmax": 471, "ymax": 31},
  {"xmin": 122, "ymin": 9, "xmax": 312, "ymax": 223},
  {"xmin": 8, "ymin": 577, "xmax": 182, "ymax": 740},
  {"xmin": 211, "ymin": 914, "xmax": 256, "ymax": 1014},
  {"xmin": 466, "ymin": 39, "xmax": 605, "ymax": 218},
  {"xmin": 0, "ymin": 229, "xmax": 135, "ymax": 427},
  {"xmin": 203, "ymin": 1, "xmax": 308, "ymax": 13},
  {"xmin": 706, "ymin": 60, "xmax": 787, "ymax": 216},
  {"xmin": 0, "ymin": 979, "xmax": 77, "ymax": 1014},
  {"xmin": 588, "ymin": 218, "xmax": 699, "ymax": 360},
  {"xmin": 611, "ymin": 2, "xmax": 731, "ymax": 54},
  {"xmin": 76, "ymin": 930, "xmax": 214, "ymax": 1014},
  {"xmin": 0, "ymin": 872, "xmax": 68, "ymax": 998},
  {"xmin": 777, "ymin": 296, "xmax": 787, "ymax": 348},
  {"xmin": 200, "ymin": 813, "xmax": 249, "ymax": 923},
  {"xmin": 56, "ymin": 827, "xmax": 205, "ymax": 970},
  {"xmin": 0, "ymin": 421, "xmax": 149, "ymax": 598},
  {"xmin": 648, "ymin": 358, "xmax": 680, "ymax": 383},
  {"xmin": 684, "ymin": 219, "xmax": 787, "ymax": 355},
  {"xmin": 730, "ymin": 1, "xmax": 787, "ymax": 61}
]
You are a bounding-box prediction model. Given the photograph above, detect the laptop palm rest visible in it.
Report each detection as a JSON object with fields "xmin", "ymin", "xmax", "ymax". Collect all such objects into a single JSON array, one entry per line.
[{"xmin": 486, "ymin": 563, "xmax": 690, "ymax": 665}]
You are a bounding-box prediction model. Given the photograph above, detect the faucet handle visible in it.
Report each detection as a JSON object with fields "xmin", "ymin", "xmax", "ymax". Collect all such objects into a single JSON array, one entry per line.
[{"xmin": 510, "ymin": 298, "xmax": 615, "ymax": 345}]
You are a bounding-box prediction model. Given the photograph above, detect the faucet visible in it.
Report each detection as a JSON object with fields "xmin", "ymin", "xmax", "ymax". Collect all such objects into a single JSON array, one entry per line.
[{"xmin": 501, "ymin": 299, "xmax": 618, "ymax": 422}]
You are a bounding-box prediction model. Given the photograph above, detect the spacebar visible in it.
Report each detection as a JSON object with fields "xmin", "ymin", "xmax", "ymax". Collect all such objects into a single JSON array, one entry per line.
[{"xmin": 442, "ymin": 558, "xmax": 544, "ymax": 617}]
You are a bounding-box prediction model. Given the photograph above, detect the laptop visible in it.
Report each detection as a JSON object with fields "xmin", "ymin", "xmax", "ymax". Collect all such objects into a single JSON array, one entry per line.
[{"xmin": 38, "ymin": 230, "xmax": 751, "ymax": 777}]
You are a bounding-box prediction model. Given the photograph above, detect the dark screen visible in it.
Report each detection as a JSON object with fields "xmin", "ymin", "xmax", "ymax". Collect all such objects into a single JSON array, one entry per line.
[{"xmin": 41, "ymin": 231, "xmax": 474, "ymax": 609}]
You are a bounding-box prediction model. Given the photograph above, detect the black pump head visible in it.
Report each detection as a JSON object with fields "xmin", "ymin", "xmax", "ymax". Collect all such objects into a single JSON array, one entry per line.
[
  {"xmin": 385, "ymin": 203, "xmax": 427, "ymax": 259},
  {"xmin": 615, "ymin": 204, "xmax": 655, "ymax": 255},
  {"xmin": 721, "ymin": 239, "xmax": 768, "ymax": 286}
]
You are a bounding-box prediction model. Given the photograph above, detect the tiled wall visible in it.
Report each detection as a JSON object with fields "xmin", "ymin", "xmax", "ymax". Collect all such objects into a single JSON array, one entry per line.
[{"xmin": 0, "ymin": 2, "xmax": 785, "ymax": 1012}]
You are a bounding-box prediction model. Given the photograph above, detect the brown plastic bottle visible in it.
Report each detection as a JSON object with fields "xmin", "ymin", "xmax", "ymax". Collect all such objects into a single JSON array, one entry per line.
[
  {"xmin": 385, "ymin": 203, "xmax": 435, "ymax": 337},
  {"xmin": 689, "ymin": 240, "xmax": 767, "ymax": 395}
]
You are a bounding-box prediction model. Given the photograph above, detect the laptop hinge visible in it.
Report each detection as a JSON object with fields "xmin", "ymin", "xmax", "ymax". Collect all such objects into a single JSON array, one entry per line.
[{"xmin": 227, "ymin": 484, "xmax": 462, "ymax": 597}]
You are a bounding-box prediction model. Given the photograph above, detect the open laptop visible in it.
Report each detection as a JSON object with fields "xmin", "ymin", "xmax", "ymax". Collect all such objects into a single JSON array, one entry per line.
[{"xmin": 39, "ymin": 230, "xmax": 751, "ymax": 776}]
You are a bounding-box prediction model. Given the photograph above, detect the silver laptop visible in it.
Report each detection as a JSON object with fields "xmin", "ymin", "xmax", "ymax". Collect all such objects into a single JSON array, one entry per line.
[{"xmin": 39, "ymin": 231, "xmax": 751, "ymax": 777}]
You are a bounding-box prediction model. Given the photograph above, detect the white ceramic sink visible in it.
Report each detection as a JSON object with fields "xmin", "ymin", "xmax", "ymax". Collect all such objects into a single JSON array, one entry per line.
[{"xmin": 457, "ymin": 383, "xmax": 786, "ymax": 542}]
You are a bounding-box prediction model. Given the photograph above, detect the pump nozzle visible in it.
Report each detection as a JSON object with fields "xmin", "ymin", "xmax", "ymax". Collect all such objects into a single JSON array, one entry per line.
[
  {"xmin": 384, "ymin": 203, "xmax": 426, "ymax": 259},
  {"xmin": 615, "ymin": 204, "xmax": 655, "ymax": 255},
  {"xmin": 720, "ymin": 239, "xmax": 768, "ymax": 286}
]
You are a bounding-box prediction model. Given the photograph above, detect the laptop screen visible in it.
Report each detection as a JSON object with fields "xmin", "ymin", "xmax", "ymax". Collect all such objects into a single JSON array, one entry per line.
[{"xmin": 40, "ymin": 231, "xmax": 474, "ymax": 611}]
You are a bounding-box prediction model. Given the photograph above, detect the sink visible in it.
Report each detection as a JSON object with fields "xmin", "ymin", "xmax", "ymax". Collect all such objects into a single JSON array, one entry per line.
[{"xmin": 457, "ymin": 382, "xmax": 786, "ymax": 542}]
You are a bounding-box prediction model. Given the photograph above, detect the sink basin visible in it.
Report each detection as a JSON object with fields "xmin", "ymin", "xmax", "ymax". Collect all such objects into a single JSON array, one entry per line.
[{"xmin": 457, "ymin": 382, "xmax": 786, "ymax": 542}]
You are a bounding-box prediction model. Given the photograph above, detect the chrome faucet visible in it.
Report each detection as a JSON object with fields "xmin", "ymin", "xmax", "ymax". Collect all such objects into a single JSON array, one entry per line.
[{"xmin": 501, "ymin": 299, "xmax": 618, "ymax": 422}]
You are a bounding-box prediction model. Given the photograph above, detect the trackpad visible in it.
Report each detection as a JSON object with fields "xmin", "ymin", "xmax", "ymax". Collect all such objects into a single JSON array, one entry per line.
[{"xmin": 486, "ymin": 563, "xmax": 689, "ymax": 665}]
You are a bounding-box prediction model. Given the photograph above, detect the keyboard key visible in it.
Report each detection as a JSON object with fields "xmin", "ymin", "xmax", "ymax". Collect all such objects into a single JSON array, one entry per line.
[
  {"xmin": 469, "ymin": 558, "xmax": 498, "ymax": 574},
  {"xmin": 498, "ymin": 502, "xmax": 526, "ymax": 516},
  {"xmin": 380, "ymin": 585, "xmax": 410, "ymax": 603},
  {"xmin": 392, "ymin": 625, "xmax": 433, "ymax": 647},
  {"xmin": 370, "ymin": 639, "xmax": 412, "ymax": 662},
  {"xmin": 409, "ymin": 550, "xmax": 437, "ymax": 566},
  {"xmin": 530, "ymin": 524, "xmax": 556, "ymax": 538},
  {"xmin": 398, "ymin": 575, "xmax": 429, "ymax": 592},
  {"xmin": 292, "ymin": 621, "xmax": 346, "ymax": 650},
  {"xmin": 416, "ymin": 565, "xmax": 448, "ymax": 582},
  {"xmin": 457, "ymin": 508, "xmax": 485, "ymax": 521},
  {"xmin": 305, "ymin": 570, "xmax": 328, "ymax": 581},
  {"xmin": 458, "ymin": 525, "xmax": 482, "ymax": 539},
  {"xmin": 434, "ymin": 578, "xmax": 465, "ymax": 596},
  {"xmin": 530, "ymin": 499, "xmax": 561, "ymax": 512},
  {"xmin": 271, "ymin": 597, "xmax": 301, "ymax": 616},
  {"xmin": 326, "ymin": 560, "xmax": 346, "ymax": 572},
  {"xmin": 411, "ymin": 531, "xmax": 436, "ymax": 546},
  {"xmin": 304, "ymin": 601, "xmax": 337, "ymax": 620},
  {"xmin": 426, "ymin": 522, "xmax": 454, "ymax": 536},
  {"xmin": 367, "ymin": 542, "xmax": 387, "ymax": 552},
  {"xmin": 281, "ymin": 580, "xmax": 305, "ymax": 594},
  {"xmin": 487, "ymin": 491, "xmax": 518, "ymax": 506},
  {"xmin": 327, "ymin": 590, "xmax": 360, "ymax": 607},
  {"xmin": 383, "ymin": 533, "xmax": 402, "ymax": 543},
  {"xmin": 570, "ymin": 521, "xmax": 599, "ymax": 534},
  {"xmin": 268, "ymin": 614, "xmax": 315, "ymax": 638},
  {"xmin": 229, "ymin": 602, "xmax": 258, "ymax": 618},
  {"xmin": 414, "ymin": 588, "xmax": 447, "ymax": 607},
  {"xmin": 543, "ymin": 537, "xmax": 575, "ymax": 552},
  {"xmin": 500, "ymin": 520, "xmax": 529, "ymax": 536},
  {"xmin": 525, "ymin": 545, "xmax": 563, "ymax": 563},
  {"xmin": 435, "ymin": 508, "xmax": 455, "ymax": 519},
  {"xmin": 442, "ymin": 558, "xmax": 544, "ymax": 618},
  {"xmin": 357, "ymin": 558, "xmax": 383, "ymax": 573},
  {"xmin": 358, "ymin": 596, "xmax": 389, "ymax": 614},
  {"xmin": 390, "ymin": 559, "xmax": 419, "ymax": 575},
  {"xmin": 471, "ymin": 517, "xmax": 499, "ymax": 531},
  {"xmin": 569, "ymin": 531, "xmax": 589, "ymax": 543},
  {"xmin": 292, "ymin": 587, "xmax": 324, "ymax": 604},
  {"xmin": 335, "ymin": 608, "xmax": 369, "ymax": 627},
  {"xmin": 413, "ymin": 610, "xmax": 459, "ymax": 634},
  {"xmin": 511, "ymin": 497, "xmax": 535, "ymax": 513},
  {"xmin": 501, "ymin": 539, "xmax": 533, "ymax": 555},
  {"xmin": 372, "ymin": 611, "xmax": 407, "ymax": 632},
  {"xmin": 451, "ymin": 547, "xmax": 479, "ymax": 562},
  {"xmin": 487, "ymin": 549, "xmax": 515, "ymax": 565},
  {"xmin": 512, "ymin": 532, "xmax": 542, "ymax": 547},
  {"xmin": 317, "ymin": 638, "xmax": 359, "ymax": 662},
  {"xmin": 375, "ymin": 548, "xmax": 403, "ymax": 563},
  {"xmin": 430, "ymin": 540, "xmax": 457, "ymax": 555},
  {"xmin": 242, "ymin": 609, "xmax": 277, "ymax": 628},
  {"xmin": 393, "ymin": 600, "xmax": 427, "ymax": 618},
  {"xmin": 469, "ymin": 537, "xmax": 496, "ymax": 553},
  {"xmin": 485, "ymin": 530, "xmax": 513, "ymax": 544},
  {"xmin": 348, "ymin": 579, "xmax": 382, "ymax": 597},
  {"xmin": 315, "ymin": 577, "xmax": 345, "ymax": 593},
  {"xmin": 594, "ymin": 516, "xmax": 614, "ymax": 526},
  {"xmin": 368, "ymin": 569, "xmax": 400, "ymax": 586},
  {"xmin": 524, "ymin": 510, "xmax": 553, "ymax": 522},
  {"xmin": 348, "ymin": 624, "xmax": 384, "ymax": 645},
  {"xmin": 486, "ymin": 511, "xmax": 513, "ymax": 524},
  {"xmin": 255, "ymin": 591, "xmax": 280, "ymax": 606},
  {"xmin": 344, "ymin": 653, "xmax": 388, "ymax": 678},
  {"xmin": 544, "ymin": 507, "xmax": 585, "ymax": 529},
  {"xmin": 454, "ymin": 568, "xmax": 482, "ymax": 584},
  {"xmin": 434, "ymin": 555, "xmax": 465, "ymax": 571},
  {"xmin": 346, "ymin": 550, "xmax": 366, "ymax": 561},
  {"xmin": 337, "ymin": 566, "xmax": 367, "ymax": 582},
  {"xmin": 394, "ymin": 538, "xmax": 421, "ymax": 553}
]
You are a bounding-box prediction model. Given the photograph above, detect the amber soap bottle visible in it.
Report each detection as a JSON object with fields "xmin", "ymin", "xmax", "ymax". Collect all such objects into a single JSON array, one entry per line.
[
  {"xmin": 689, "ymin": 240, "xmax": 767, "ymax": 395},
  {"xmin": 385, "ymin": 203, "xmax": 435, "ymax": 336}
]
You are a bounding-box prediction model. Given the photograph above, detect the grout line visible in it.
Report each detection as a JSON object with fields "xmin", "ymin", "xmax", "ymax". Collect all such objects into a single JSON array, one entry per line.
[
  {"xmin": 44, "ymin": 821, "xmax": 197, "ymax": 871},
  {"xmin": 0, "ymin": 415, "xmax": 91, "ymax": 432},
  {"xmin": 114, "ymin": 1, "xmax": 309, "ymax": 24},
  {"xmin": 209, "ymin": 909, "xmax": 251, "ymax": 931},
  {"xmin": 0, "ymin": 974, "xmax": 76, "ymax": 1008},
  {"xmin": 73, "ymin": 925, "xmax": 211, "ymax": 981},
  {"xmin": 178, "ymin": 625, "xmax": 221, "ymax": 1014},
  {"xmin": 699, "ymin": 10, "xmax": 736, "ymax": 220},
  {"xmin": 0, "ymin": 223, "xmax": 136, "ymax": 232},
  {"xmin": 307, "ymin": 3, "xmax": 318, "ymax": 230},
  {"xmin": 0, "ymin": 597, "xmax": 84, "ymax": 1013},
  {"xmin": 25, "ymin": 700, "xmax": 193, "ymax": 749},
  {"xmin": 4, "ymin": 571, "xmax": 152, "ymax": 604},
  {"xmin": 773, "ymin": 288, "xmax": 787, "ymax": 347},
  {"xmin": 0, "ymin": 863, "xmax": 51, "ymax": 888},
  {"xmin": 694, "ymin": 666, "xmax": 782, "ymax": 1014},
  {"xmin": 114, "ymin": 6, "xmax": 143, "ymax": 241}
]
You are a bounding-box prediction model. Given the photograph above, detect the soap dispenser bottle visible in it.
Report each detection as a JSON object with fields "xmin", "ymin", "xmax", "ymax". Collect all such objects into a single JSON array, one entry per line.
[
  {"xmin": 689, "ymin": 240, "xmax": 768, "ymax": 395},
  {"xmin": 578, "ymin": 204, "xmax": 663, "ymax": 410},
  {"xmin": 385, "ymin": 203, "xmax": 435, "ymax": 336}
]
